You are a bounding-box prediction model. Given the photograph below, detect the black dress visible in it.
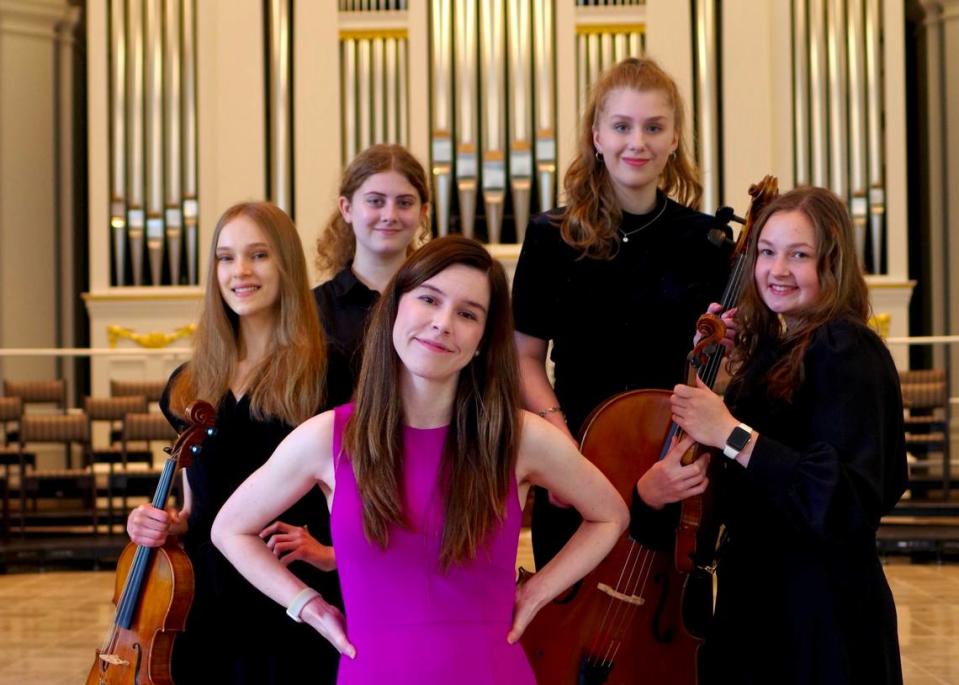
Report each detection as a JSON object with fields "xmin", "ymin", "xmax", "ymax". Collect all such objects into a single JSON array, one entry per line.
[
  {"xmin": 512, "ymin": 194, "xmax": 731, "ymax": 566},
  {"xmin": 696, "ymin": 319, "xmax": 906, "ymax": 684},
  {"xmin": 161, "ymin": 369, "xmax": 342, "ymax": 685},
  {"xmin": 313, "ymin": 265, "xmax": 380, "ymax": 408}
]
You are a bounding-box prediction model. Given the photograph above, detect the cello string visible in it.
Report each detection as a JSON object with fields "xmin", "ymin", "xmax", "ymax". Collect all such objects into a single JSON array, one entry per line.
[
  {"xmin": 586, "ymin": 541, "xmax": 638, "ymax": 659},
  {"xmin": 597, "ymin": 545, "xmax": 658, "ymax": 667},
  {"xmin": 587, "ymin": 541, "xmax": 650, "ymax": 659}
]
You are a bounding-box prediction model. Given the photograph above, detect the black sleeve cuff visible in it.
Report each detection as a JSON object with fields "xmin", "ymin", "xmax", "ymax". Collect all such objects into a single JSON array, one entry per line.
[{"xmin": 629, "ymin": 487, "xmax": 680, "ymax": 551}]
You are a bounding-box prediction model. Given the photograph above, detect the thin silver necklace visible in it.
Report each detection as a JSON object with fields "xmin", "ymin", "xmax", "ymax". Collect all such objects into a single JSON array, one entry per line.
[{"xmin": 619, "ymin": 199, "xmax": 667, "ymax": 243}]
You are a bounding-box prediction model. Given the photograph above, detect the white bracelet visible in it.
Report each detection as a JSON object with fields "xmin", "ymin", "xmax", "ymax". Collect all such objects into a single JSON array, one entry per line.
[{"xmin": 286, "ymin": 587, "xmax": 321, "ymax": 623}]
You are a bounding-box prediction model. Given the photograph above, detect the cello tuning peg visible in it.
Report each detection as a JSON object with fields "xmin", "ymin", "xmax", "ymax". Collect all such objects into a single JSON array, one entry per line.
[
  {"xmin": 191, "ymin": 444, "xmax": 202, "ymax": 456},
  {"xmin": 707, "ymin": 228, "xmax": 734, "ymax": 249},
  {"xmin": 714, "ymin": 206, "xmax": 746, "ymax": 225},
  {"xmin": 207, "ymin": 427, "xmax": 217, "ymax": 438}
]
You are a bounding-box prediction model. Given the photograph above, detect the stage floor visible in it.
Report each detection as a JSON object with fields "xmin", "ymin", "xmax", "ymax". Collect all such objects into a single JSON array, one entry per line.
[{"xmin": 1, "ymin": 534, "xmax": 957, "ymax": 684}]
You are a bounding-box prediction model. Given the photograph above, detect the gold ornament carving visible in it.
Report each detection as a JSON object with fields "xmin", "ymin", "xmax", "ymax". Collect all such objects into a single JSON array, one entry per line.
[{"xmin": 107, "ymin": 324, "xmax": 196, "ymax": 349}]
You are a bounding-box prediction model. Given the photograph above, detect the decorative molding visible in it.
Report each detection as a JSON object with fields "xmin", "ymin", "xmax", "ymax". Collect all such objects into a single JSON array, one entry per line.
[
  {"xmin": 82, "ymin": 287, "xmax": 203, "ymax": 302},
  {"xmin": 107, "ymin": 323, "xmax": 196, "ymax": 349},
  {"xmin": 339, "ymin": 28, "xmax": 407, "ymax": 40},
  {"xmin": 0, "ymin": 0, "xmax": 78, "ymax": 40},
  {"xmin": 574, "ymin": 23, "xmax": 645, "ymax": 34},
  {"xmin": 867, "ymin": 313, "xmax": 891, "ymax": 338}
]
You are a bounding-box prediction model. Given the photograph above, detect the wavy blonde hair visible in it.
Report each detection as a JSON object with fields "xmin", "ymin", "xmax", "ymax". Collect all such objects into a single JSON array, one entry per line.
[
  {"xmin": 315, "ymin": 144, "xmax": 432, "ymax": 276},
  {"xmin": 562, "ymin": 57, "xmax": 702, "ymax": 259},
  {"xmin": 171, "ymin": 202, "xmax": 326, "ymax": 425}
]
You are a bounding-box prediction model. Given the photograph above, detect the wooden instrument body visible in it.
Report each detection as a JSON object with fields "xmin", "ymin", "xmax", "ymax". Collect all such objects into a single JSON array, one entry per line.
[
  {"xmin": 522, "ymin": 390, "xmax": 698, "ymax": 685},
  {"xmin": 86, "ymin": 541, "xmax": 194, "ymax": 685},
  {"xmin": 86, "ymin": 400, "xmax": 213, "ymax": 685}
]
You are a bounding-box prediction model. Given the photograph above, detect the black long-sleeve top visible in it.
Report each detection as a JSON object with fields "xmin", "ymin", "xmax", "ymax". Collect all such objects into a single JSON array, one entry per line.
[{"xmin": 635, "ymin": 318, "xmax": 907, "ymax": 684}]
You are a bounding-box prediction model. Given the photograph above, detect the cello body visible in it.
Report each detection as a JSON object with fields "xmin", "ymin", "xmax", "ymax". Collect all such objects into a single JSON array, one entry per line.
[
  {"xmin": 86, "ymin": 541, "xmax": 194, "ymax": 685},
  {"xmin": 521, "ymin": 390, "xmax": 699, "ymax": 685}
]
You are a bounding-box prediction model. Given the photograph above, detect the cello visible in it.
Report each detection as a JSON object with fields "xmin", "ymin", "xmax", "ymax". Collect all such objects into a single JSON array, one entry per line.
[
  {"xmin": 86, "ymin": 400, "xmax": 215, "ymax": 685},
  {"xmin": 520, "ymin": 177, "xmax": 779, "ymax": 684}
]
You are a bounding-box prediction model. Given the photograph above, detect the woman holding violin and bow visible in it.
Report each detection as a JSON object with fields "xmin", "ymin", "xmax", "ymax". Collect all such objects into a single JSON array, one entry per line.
[
  {"xmin": 125, "ymin": 201, "xmax": 341, "ymax": 684},
  {"xmin": 667, "ymin": 186, "xmax": 906, "ymax": 684}
]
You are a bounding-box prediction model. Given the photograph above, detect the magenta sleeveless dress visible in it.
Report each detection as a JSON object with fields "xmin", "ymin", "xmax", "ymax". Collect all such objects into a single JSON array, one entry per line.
[{"xmin": 330, "ymin": 404, "xmax": 536, "ymax": 684}]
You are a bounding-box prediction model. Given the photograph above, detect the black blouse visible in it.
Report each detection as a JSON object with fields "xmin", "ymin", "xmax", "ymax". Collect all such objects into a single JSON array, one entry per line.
[
  {"xmin": 636, "ymin": 319, "xmax": 908, "ymax": 684},
  {"xmin": 313, "ymin": 265, "xmax": 380, "ymax": 407},
  {"xmin": 512, "ymin": 195, "xmax": 732, "ymax": 436},
  {"xmin": 513, "ymin": 195, "xmax": 732, "ymax": 568},
  {"xmin": 160, "ymin": 370, "xmax": 340, "ymax": 685}
]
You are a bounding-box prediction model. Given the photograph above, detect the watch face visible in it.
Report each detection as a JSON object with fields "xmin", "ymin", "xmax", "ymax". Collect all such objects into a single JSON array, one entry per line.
[{"xmin": 727, "ymin": 426, "xmax": 751, "ymax": 451}]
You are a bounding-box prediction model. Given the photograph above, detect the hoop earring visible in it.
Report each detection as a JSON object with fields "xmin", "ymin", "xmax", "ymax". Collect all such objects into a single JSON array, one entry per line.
[{"xmin": 594, "ymin": 150, "xmax": 604, "ymax": 162}]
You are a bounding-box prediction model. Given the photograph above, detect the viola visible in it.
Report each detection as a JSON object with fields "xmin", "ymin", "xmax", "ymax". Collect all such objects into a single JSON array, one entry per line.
[
  {"xmin": 86, "ymin": 401, "xmax": 215, "ymax": 685},
  {"xmin": 520, "ymin": 177, "xmax": 779, "ymax": 684}
]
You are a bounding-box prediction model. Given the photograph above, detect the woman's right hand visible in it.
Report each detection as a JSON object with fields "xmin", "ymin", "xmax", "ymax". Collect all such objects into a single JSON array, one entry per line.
[
  {"xmin": 127, "ymin": 504, "xmax": 187, "ymax": 547},
  {"xmin": 301, "ymin": 595, "xmax": 356, "ymax": 659},
  {"xmin": 635, "ymin": 434, "xmax": 708, "ymax": 510}
]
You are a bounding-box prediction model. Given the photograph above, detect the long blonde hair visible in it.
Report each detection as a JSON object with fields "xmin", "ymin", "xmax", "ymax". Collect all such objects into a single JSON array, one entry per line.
[
  {"xmin": 344, "ymin": 236, "xmax": 520, "ymax": 568},
  {"xmin": 171, "ymin": 202, "xmax": 326, "ymax": 425},
  {"xmin": 562, "ymin": 57, "xmax": 701, "ymax": 259},
  {"xmin": 315, "ymin": 144, "xmax": 432, "ymax": 276}
]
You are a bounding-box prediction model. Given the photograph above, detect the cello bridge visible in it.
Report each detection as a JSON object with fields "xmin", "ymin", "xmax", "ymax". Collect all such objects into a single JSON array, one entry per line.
[
  {"xmin": 597, "ymin": 582, "xmax": 645, "ymax": 606},
  {"xmin": 98, "ymin": 653, "xmax": 129, "ymax": 666}
]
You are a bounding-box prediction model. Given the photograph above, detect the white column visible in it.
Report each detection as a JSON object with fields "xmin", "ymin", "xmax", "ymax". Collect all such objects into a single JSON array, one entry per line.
[{"xmin": 0, "ymin": 0, "xmax": 78, "ymax": 381}]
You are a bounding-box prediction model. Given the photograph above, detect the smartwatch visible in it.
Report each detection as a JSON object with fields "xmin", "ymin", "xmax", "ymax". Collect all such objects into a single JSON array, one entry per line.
[{"xmin": 723, "ymin": 423, "xmax": 753, "ymax": 459}]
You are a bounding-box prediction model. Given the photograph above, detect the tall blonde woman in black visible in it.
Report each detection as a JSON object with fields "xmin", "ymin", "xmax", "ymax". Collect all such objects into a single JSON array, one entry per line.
[{"xmin": 126, "ymin": 202, "xmax": 340, "ymax": 684}]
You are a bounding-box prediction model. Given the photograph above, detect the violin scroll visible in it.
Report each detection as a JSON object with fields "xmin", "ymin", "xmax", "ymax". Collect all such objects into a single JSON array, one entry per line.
[{"xmin": 169, "ymin": 400, "xmax": 216, "ymax": 470}]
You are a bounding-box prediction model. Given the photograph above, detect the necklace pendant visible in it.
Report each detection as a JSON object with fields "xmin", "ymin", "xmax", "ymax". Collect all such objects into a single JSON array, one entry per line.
[{"xmin": 622, "ymin": 235, "xmax": 629, "ymax": 243}]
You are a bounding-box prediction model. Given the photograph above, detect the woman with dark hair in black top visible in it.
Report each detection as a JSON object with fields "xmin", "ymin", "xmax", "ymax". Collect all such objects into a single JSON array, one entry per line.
[
  {"xmin": 666, "ymin": 186, "xmax": 906, "ymax": 683},
  {"xmin": 512, "ymin": 57, "xmax": 731, "ymax": 567},
  {"xmin": 313, "ymin": 144, "xmax": 431, "ymax": 406}
]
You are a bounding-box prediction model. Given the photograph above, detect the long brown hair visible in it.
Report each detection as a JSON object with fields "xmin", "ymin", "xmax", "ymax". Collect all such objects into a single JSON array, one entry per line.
[
  {"xmin": 171, "ymin": 202, "xmax": 326, "ymax": 425},
  {"xmin": 562, "ymin": 57, "xmax": 702, "ymax": 259},
  {"xmin": 730, "ymin": 186, "xmax": 871, "ymax": 401},
  {"xmin": 343, "ymin": 235, "xmax": 520, "ymax": 568},
  {"xmin": 315, "ymin": 144, "xmax": 432, "ymax": 276}
]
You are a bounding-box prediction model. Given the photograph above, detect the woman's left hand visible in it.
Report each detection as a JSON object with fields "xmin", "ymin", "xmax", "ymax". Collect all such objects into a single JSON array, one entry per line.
[
  {"xmin": 507, "ymin": 578, "xmax": 546, "ymax": 644},
  {"xmin": 693, "ymin": 303, "xmax": 738, "ymax": 354},
  {"xmin": 670, "ymin": 376, "xmax": 737, "ymax": 449},
  {"xmin": 260, "ymin": 520, "xmax": 336, "ymax": 571}
]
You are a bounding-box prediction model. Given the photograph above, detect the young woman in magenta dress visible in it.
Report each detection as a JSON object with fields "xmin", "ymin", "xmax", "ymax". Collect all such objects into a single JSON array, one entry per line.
[
  {"xmin": 665, "ymin": 187, "xmax": 907, "ymax": 683},
  {"xmin": 212, "ymin": 235, "xmax": 629, "ymax": 684},
  {"xmin": 126, "ymin": 202, "xmax": 340, "ymax": 684}
]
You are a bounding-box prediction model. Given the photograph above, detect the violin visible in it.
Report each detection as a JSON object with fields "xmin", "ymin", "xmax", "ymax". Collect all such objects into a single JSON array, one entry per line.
[
  {"xmin": 86, "ymin": 401, "xmax": 215, "ymax": 685},
  {"xmin": 674, "ymin": 175, "xmax": 779, "ymax": 574},
  {"xmin": 520, "ymin": 177, "xmax": 779, "ymax": 684}
]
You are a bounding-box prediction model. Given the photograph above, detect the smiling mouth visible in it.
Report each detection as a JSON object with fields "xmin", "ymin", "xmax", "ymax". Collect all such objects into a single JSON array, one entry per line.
[
  {"xmin": 768, "ymin": 283, "xmax": 796, "ymax": 294},
  {"xmin": 232, "ymin": 285, "xmax": 260, "ymax": 295},
  {"xmin": 414, "ymin": 337, "xmax": 452, "ymax": 353},
  {"xmin": 622, "ymin": 158, "xmax": 650, "ymax": 166}
]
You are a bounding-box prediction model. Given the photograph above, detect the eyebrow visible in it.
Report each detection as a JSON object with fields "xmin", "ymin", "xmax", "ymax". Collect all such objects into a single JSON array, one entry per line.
[
  {"xmin": 757, "ymin": 238, "xmax": 816, "ymax": 249},
  {"xmin": 607, "ymin": 114, "xmax": 668, "ymax": 122},
  {"xmin": 363, "ymin": 191, "xmax": 416, "ymax": 199},
  {"xmin": 418, "ymin": 283, "xmax": 488, "ymax": 314},
  {"xmin": 216, "ymin": 241, "xmax": 270, "ymax": 252}
]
